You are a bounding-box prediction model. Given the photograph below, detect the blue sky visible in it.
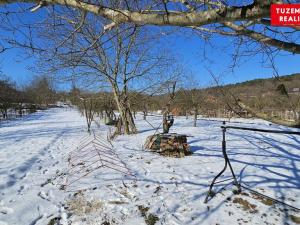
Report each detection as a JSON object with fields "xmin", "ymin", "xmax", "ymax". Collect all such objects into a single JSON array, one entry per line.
[
  {"xmin": 0, "ymin": 4, "xmax": 300, "ymax": 90},
  {"xmin": 158, "ymin": 28, "xmax": 300, "ymax": 87}
]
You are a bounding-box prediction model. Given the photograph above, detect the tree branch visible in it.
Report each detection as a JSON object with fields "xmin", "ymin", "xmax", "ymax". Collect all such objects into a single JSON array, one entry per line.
[
  {"xmin": 223, "ymin": 21, "xmax": 300, "ymax": 54},
  {"xmin": 0, "ymin": 0, "xmax": 273, "ymax": 27}
]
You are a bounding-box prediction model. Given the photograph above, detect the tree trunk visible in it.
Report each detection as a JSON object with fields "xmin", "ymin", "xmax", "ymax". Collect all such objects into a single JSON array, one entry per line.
[
  {"xmin": 125, "ymin": 106, "xmax": 137, "ymax": 133},
  {"xmin": 162, "ymin": 110, "xmax": 174, "ymax": 133},
  {"xmin": 194, "ymin": 108, "xmax": 198, "ymax": 127},
  {"xmin": 83, "ymin": 99, "xmax": 93, "ymax": 133},
  {"xmin": 163, "ymin": 111, "xmax": 169, "ymax": 133},
  {"xmin": 119, "ymin": 102, "xmax": 130, "ymax": 134},
  {"xmin": 4, "ymin": 108, "xmax": 7, "ymax": 119},
  {"xmin": 112, "ymin": 89, "xmax": 137, "ymax": 134}
]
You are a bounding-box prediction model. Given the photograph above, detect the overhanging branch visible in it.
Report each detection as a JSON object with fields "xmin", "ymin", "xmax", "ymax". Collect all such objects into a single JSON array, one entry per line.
[
  {"xmin": 0, "ymin": 0, "xmax": 272, "ymax": 27},
  {"xmin": 223, "ymin": 21, "xmax": 300, "ymax": 54}
]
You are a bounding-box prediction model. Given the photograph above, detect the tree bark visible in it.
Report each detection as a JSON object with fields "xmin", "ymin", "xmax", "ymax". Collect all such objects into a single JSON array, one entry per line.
[
  {"xmin": 0, "ymin": 0, "xmax": 272, "ymax": 27},
  {"xmin": 112, "ymin": 88, "xmax": 137, "ymax": 134},
  {"xmin": 125, "ymin": 105, "xmax": 137, "ymax": 133},
  {"xmin": 163, "ymin": 110, "xmax": 170, "ymax": 134}
]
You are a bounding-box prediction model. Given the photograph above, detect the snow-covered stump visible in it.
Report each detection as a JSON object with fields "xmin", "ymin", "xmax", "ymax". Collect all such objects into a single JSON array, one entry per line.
[{"xmin": 144, "ymin": 133, "xmax": 191, "ymax": 157}]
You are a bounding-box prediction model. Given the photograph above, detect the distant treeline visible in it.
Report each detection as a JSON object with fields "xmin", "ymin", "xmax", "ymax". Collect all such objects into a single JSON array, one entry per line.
[
  {"xmin": 2, "ymin": 73, "xmax": 299, "ymax": 121},
  {"xmin": 68, "ymin": 73, "xmax": 299, "ymax": 125},
  {"xmin": 0, "ymin": 76, "xmax": 58, "ymax": 119}
]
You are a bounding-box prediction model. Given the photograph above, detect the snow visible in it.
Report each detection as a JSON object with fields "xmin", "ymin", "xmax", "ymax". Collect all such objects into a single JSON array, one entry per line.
[{"xmin": 0, "ymin": 108, "xmax": 299, "ymax": 225}]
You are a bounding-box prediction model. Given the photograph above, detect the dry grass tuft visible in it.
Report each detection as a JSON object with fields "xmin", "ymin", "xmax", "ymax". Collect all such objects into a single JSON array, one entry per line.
[
  {"xmin": 66, "ymin": 194, "xmax": 103, "ymax": 216},
  {"xmin": 251, "ymin": 193, "xmax": 274, "ymax": 206},
  {"xmin": 233, "ymin": 197, "xmax": 258, "ymax": 213},
  {"xmin": 290, "ymin": 215, "xmax": 300, "ymax": 224}
]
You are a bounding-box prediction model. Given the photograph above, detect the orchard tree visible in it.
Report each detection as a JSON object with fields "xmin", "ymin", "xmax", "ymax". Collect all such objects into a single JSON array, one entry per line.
[
  {"xmin": 0, "ymin": 0, "xmax": 300, "ymax": 127},
  {"xmin": 45, "ymin": 23, "xmax": 166, "ymax": 134},
  {"xmin": 0, "ymin": 76, "xmax": 20, "ymax": 118},
  {"xmin": 177, "ymin": 74, "xmax": 203, "ymax": 127},
  {"xmin": 25, "ymin": 76, "xmax": 57, "ymax": 106}
]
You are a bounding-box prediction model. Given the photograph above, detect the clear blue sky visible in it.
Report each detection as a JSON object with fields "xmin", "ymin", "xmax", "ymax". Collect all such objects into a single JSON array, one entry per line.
[
  {"xmin": 0, "ymin": 5, "xmax": 299, "ymax": 90},
  {"xmin": 157, "ymin": 28, "xmax": 300, "ymax": 87}
]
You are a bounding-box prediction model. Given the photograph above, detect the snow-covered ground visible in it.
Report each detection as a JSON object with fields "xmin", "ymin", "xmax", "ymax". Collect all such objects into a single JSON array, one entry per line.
[{"xmin": 0, "ymin": 108, "xmax": 299, "ymax": 225}]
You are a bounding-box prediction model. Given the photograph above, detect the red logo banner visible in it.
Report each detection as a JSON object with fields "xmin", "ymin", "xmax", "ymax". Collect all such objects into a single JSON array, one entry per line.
[{"xmin": 271, "ymin": 4, "xmax": 300, "ymax": 26}]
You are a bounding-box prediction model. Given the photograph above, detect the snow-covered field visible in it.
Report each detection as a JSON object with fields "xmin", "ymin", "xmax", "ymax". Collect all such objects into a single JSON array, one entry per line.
[{"xmin": 0, "ymin": 108, "xmax": 299, "ymax": 225}]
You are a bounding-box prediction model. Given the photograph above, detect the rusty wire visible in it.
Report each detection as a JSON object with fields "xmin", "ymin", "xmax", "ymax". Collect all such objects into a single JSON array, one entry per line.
[{"xmin": 58, "ymin": 132, "xmax": 133, "ymax": 192}]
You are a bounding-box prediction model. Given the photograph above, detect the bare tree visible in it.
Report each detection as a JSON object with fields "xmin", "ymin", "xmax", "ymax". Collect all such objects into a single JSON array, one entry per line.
[
  {"xmin": 80, "ymin": 97, "xmax": 95, "ymax": 133},
  {"xmin": 190, "ymin": 89, "xmax": 202, "ymax": 127},
  {"xmin": 0, "ymin": 76, "xmax": 19, "ymax": 118},
  {"xmin": 178, "ymin": 74, "xmax": 203, "ymax": 127},
  {"xmin": 25, "ymin": 8, "xmax": 169, "ymax": 134},
  {"xmin": 93, "ymin": 92, "xmax": 116, "ymax": 125},
  {"xmin": 162, "ymin": 81, "xmax": 176, "ymax": 133},
  {"xmin": 25, "ymin": 76, "xmax": 57, "ymax": 107},
  {"xmin": 129, "ymin": 92, "xmax": 155, "ymax": 121},
  {"xmin": 1, "ymin": 0, "xmax": 300, "ymax": 127}
]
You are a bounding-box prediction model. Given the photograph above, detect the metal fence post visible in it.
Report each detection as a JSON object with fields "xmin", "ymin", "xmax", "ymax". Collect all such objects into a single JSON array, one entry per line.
[{"xmin": 204, "ymin": 121, "xmax": 240, "ymax": 203}]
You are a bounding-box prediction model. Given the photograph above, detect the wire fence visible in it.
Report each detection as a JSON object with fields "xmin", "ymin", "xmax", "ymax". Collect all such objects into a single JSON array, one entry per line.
[{"xmin": 57, "ymin": 132, "xmax": 133, "ymax": 192}]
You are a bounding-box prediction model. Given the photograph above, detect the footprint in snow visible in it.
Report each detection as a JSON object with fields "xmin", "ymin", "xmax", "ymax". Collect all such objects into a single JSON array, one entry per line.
[
  {"xmin": 38, "ymin": 190, "xmax": 53, "ymax": 201},
  {"xmin": 0, "ymin": 207, "xmax": 13, "ymax": 215},
  {"xmin": 0, "ymin": 201, "xmax": 14, "ymax": 215},
  {"xmin": 20, "ymin": 173, "xmax": 27, "ymax": 180},
  {"xmin": 52, "ymin": 161, "xmax": 59, "ymax": 166},
  {"xmin": 29, "ymin": 214, "xmax": 44, "ymax": 225},
  {"xmin": 17, "ymin": 185, "xmax": 26, "ymax": 195}
]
